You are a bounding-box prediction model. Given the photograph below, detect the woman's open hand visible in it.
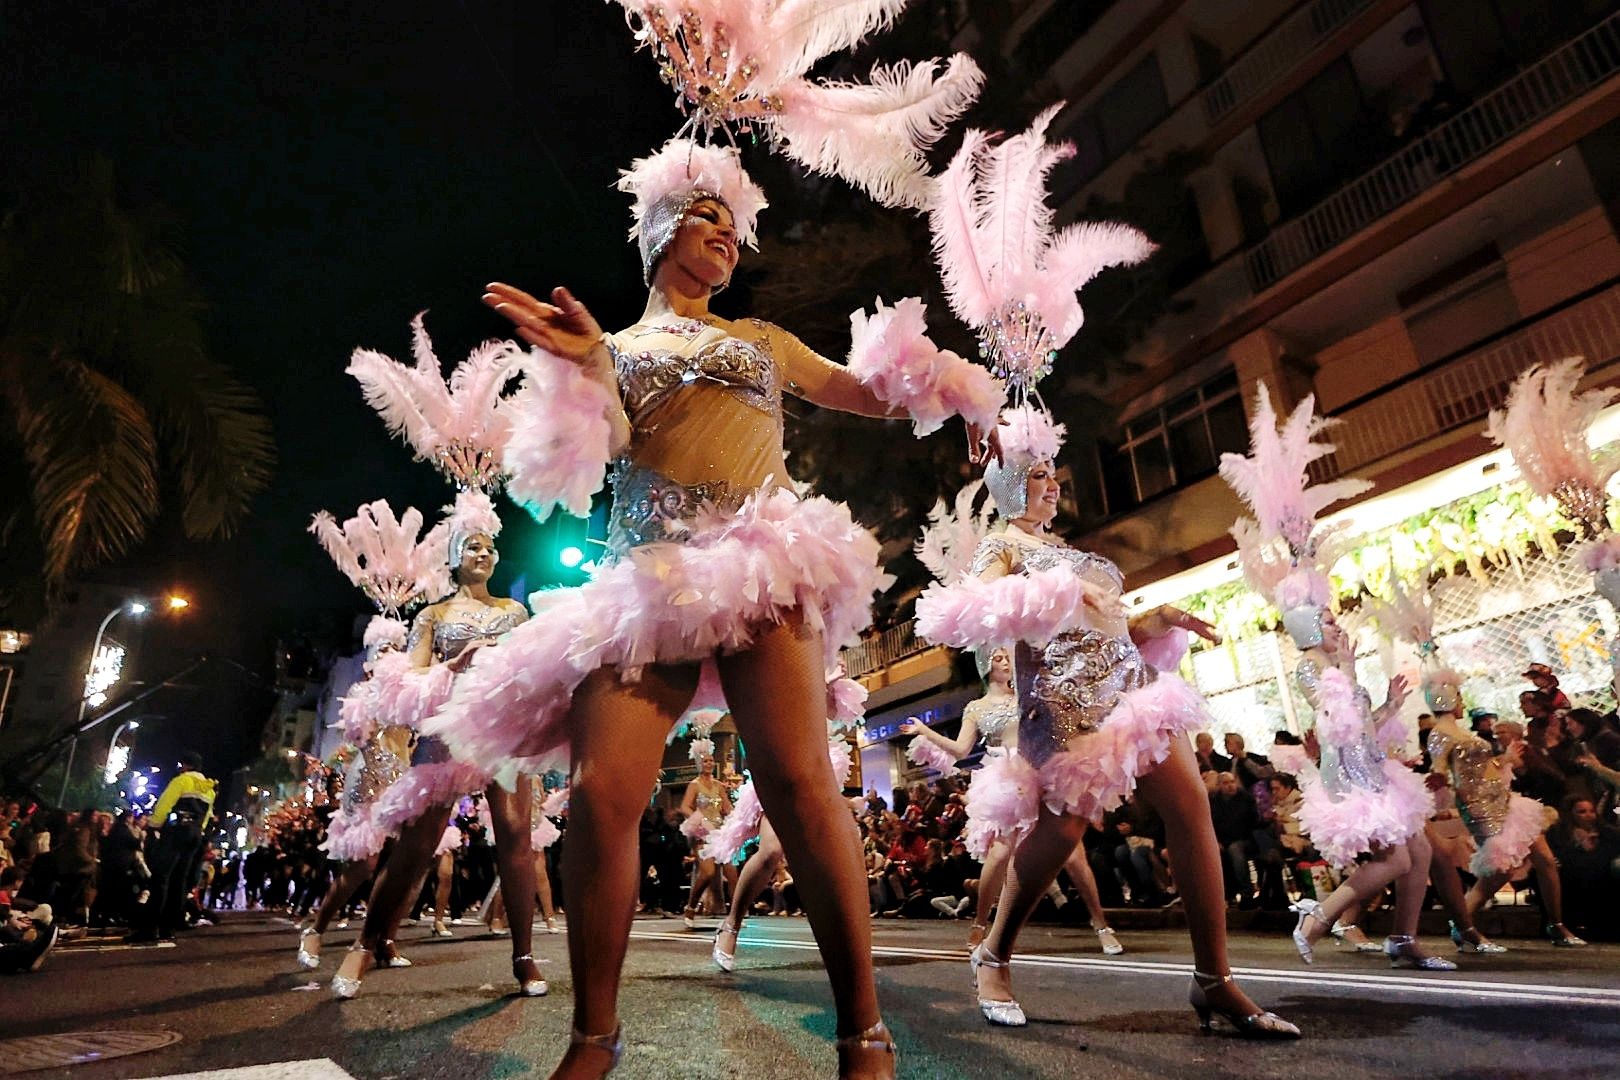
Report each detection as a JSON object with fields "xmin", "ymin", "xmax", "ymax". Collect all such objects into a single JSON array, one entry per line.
[{"xmin": 484, "ymin": 283, "xmax": 603, "ymax": 363}]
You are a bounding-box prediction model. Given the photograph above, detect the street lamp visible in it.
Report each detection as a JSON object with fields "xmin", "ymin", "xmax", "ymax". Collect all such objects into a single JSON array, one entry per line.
[{"xmin": 59, "ymin": 595, "xmax": 191, "ymax": 803}]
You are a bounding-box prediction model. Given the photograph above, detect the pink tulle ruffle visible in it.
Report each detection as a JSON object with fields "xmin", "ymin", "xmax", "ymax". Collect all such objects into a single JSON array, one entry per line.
[
  {"xmin": 679, "ymin": 813, "xmax": 713, "ymax": 843},
  {"xmin": 501, "ymin": 349, "xmax": 620, "ymax": 522},
  {"xmin": 1471, "ymin": 794, "xmax": 1556, "ymax": 877},
  {"xmin": 828, "ymin": 738, "xmax": 854, "ymax": 788},
  {"xmin": 701, "ymin": 781, "xmax": 762, "ymax": 864},
  {"xmin": 531, "ymin": 815, "xmax": 561, "ymax": 851},
  {"xmin": 915, "ymin": 564, "xmax": 1106, "ymax": 649},
  {"xmin": 368, "ymin": 762, "xmax": 487, "ymax": 839},
  {"xmin": 827, "ymin": 675, "xmax": 869, "ymax": 726},
  {"xmin": 423, "ymin": 489, "xmax": 888, "ymax": 786},
  {"xmin": 846, "ymin": 296, "xmax": 1003, "ymax": 436},
  {"xmin": 962, "ymin": 750, "xmax": 1040, "ymax": 858},
  {"xmin": 434, "ymin": 824, "xmax": 463, "ymax": 857},
  {"xmin": 321, "ymin": 807, "xmax": 388, "ymax": 862},
  {"xmin": 906, "ymin": 734, "xmax": 960, "ymax": 776},
  {"xmin": 336, "ymin": 683, "xmax": 380, "ymax": 745},
  {"xmin": 1312, "ymin": 666, "xmax": 1366, "ymax": 746},
  {"xmin": 369, "ymin": 652, "xmax": 456, "ymax": 733},
  {"xmin": 1296, "ymin": 758, "xmax": 1430, "ymax": 867},
  {"xmin": 1038, "ymin": 674, "xmax": 1209, "ymax": 824}
]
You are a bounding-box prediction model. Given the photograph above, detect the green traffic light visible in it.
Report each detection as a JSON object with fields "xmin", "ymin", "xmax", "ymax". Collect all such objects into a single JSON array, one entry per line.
[{"xmin": 559, "ymin": 546, "xmax": 584, "ymax": 569}]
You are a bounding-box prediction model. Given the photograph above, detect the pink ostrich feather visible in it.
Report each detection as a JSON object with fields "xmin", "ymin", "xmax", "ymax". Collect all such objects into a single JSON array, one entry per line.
[
  {"xmin": 826, "ymin": 676, "xmax": 868, "ymax": 727},
  {"xmin": 1471, "ymin": 794, "xmax": 1556, "ymax": 877},
  {"xmin": 446, "ymin": 489, "xmax": 502, "ymax": 546},
  {"xmin": 1486, "ymin": 357, "xmax": 1620, "ymax": 501},
  {"xmin": 998, "ymin": 404, "xmax": 1066, "ymax": 462},
  {"xmin": 309, "ymin": 500, "xmax": 453, "ymax": 616},
  {"xmin": 774, "ymin": 55, "xmax": 983, "ymax": 209},
  {"xmin": 906, "ymin": 734, "xmax": 960, "ymax": 776},
  {"xmin": 1365, "ymin": 571, "xmax": 1436, "ymax": 649},
  {"xmin": 700, "ymin": 779, "xmax": 762, "ymax": 864},
  {"xmin": 846, "ymin": 296, "xmax": 1004, "ymax": 436},
  {"xmin": 1312, "ymin": 666, "xmax": 1368, "ymax": 747},
  {"xmin": 927, "ymin": 106, "xmax": 1155, "ymax": 345},
  {"xmin": 827, "ymin": 736, "xmax": 854, "ymax": 788},
  {"xmin": 618, "ymin": 139, "xmax": 768, "ymax": 249},
  {"xmin": 363, "ymin": 615, "xmax": 409, "ymax": 652},
  {"xmin": 915, "ymin": 564, "xmax": 1109, "ymax": 649},
  {"xmin": 1218, "ymin": 383, "xmax": 1371, "ymax": 555},
  {"xmin": 347, "ymin": 313, "xmax": 523, "ymax": 490},
  {"xmin": 915, "ymin": 480, "xmax": 994, "ymax": 588},
  {"xmin": 500, "ymin": 347, "xmax": 621, "ymax": 522}
]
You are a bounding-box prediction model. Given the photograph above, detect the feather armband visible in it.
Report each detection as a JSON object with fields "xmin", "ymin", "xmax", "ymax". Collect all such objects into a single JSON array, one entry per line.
[
  {"xmin": 501, "ymin": 347, "xmax": 621, "ymax": 521},
  {"xmin": 915, "ymin": 565, "xmax": 1107, "ymax": 649},
  {"xmin": 847, "ymin": 297, "xmax": 1004, "ymax": 436}
]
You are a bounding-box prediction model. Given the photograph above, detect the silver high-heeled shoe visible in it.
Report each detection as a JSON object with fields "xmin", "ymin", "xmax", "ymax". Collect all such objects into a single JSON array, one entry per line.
[
  {"xmin": 969, "ymin": 945, "xmax": 1026, "ymax": 1027},
  {"xmin": 1384, "ymin": 934, "xmax": 1457, "ymax": 970},
  {"xmin": 1289, "ymin": 899, "xmax": 1328, "ymax": 964},
  {"xmin": 1095, "ymin": 927, "xmax": 1124, "ymax": 956},
  {"xmin": 1330, "ymin": 921, "xmax": 1383, "ymax": 953},
  {"xmin": 378, "ymin": 939, "xmax": 412, "ymax": 968},
  {"xmin": 1189, "ymin": 971, "xmax": 1300, "ymax": 1039},
  {"xmin": 331, "ymin": 943, "xmax": 369, "ymax": 1000},
  {"xmin": 513, "ymin": 953, "xmax": 548, "ymax": 997},
  {"xmin": 712, "ymin": 923, "xmax": 738, "ymax": 973},
  {"xmin": 296, "ymin": 928, "xmax": 321, "ymax": 970},
  {"xmin": 1450, "ymin": 922, "xmax": 1508, "ymax": 954},
  {"xmin": 569, "ymin": 1024, "xmax": 622, "ymax": 1074}
]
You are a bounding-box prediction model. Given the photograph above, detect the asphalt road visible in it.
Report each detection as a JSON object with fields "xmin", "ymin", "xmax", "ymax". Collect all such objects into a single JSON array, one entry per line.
[{"xmin": 7, "ymin": 912, "xmax": 1619, "ymax": 1079}]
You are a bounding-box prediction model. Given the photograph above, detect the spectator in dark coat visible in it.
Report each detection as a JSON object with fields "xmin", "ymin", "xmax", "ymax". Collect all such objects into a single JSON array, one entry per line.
[{"xmin": 1209, "ymin": 772, "xmax": 1262, "ymax": 907}]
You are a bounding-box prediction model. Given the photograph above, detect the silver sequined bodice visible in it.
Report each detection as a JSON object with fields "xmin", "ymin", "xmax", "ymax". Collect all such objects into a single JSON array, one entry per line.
[
  {"xmin": 1427, "ymin": 726, "xmax": 1510, "ymax": 839},
  {"xmin": 342, "ymin": 738, "xmax": 407, "ymax": 814},
  {"xmin": 965, "ymin": 696, "xmax": 1019, "ymax": 749},
  {"xmin": 614, "ymin": 325, "xmax": 782, "ymax": 429},
  {"xmin": 607, "ymin": 461, "xmax": 743, "ymax": 555},
  {"xmin": 694, "ymin": 786, "xmax": 725, "ymax": 824},
  {"xmin": 427, "ymin": 607, "xmax": 525, "ymax": 663},
  {"xmin": 1295, "ymin": 657, "xmax": 1388, "ymax": 798},
  {"xmin": 971, "ymin": 535, "xmax": 1151, "ymax": 766}
]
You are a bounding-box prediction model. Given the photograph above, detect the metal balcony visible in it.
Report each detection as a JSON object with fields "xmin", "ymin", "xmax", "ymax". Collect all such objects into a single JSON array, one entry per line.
[
  {"xmin": 1311, "ymin": 280, "xmax": 1620, "ymax": 480},
  {"xmin": 1200, "ymin": 0, "xmax": 1375, "ymax": 124},
  {"xmin": 842, "ymin": 619, "xmax": 928, "ymax": 678},
  {"xmin": 1246, "ymin": 10, "xmax": 1620, "ymax": 292}
]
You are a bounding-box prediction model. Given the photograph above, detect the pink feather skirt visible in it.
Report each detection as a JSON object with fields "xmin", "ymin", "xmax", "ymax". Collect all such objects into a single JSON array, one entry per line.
[
  {"xmin": 420, "ymin": 489, "xmax": 887, "ymax": 786},
  {"xmin": 1469, "ymin": 794, "xmax": 1556, "ymax": 878},
  {"xmin": 1296, "ymin": 758, "xmax": 1431, "ymax": 868}
]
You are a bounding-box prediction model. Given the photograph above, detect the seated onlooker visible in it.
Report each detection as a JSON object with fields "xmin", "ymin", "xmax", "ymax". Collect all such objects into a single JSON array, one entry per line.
[
  {"xmin": 1109, "ymin": 801, "xmax": 1172, "ymax": 906},
  {"xmin": 0, "ymin": 866, "xmax": 57, "ymax": 974},
  {"xmin": 1524, "ymin": 663, "xmax": 1572, "ymax": 712},
  {"xmin": 1209, "ymin": 773, "xmax": 1261, "ymax": 908},
  {"xmin": 1517, "ymin": 715, "xmax": 1573, "ymax": 806},
  {"xmin": 1549, "ymin": 795, "xmax": 1620, "ymax": 940},
  {"xmin": 1220, "ymin": 734, "xmax": 1274, "ymax": 790}
]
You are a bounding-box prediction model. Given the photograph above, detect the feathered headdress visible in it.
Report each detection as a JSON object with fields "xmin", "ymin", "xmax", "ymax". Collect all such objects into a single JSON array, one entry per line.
[
  {"xmin": 984, "ymin": 404, "xmax": 1067, "ymax": 518},
  {"xmin": 928, "ymin": 106, "xmax": 1156, "ymax": 399},
  {"xmin": 1366, "ymin": 568, "xmax": 1464, "ymax": 713},
  {"xmin": 611, "ymin": 1, "xmax": 982, "ymax": 209},
  {"xmin": 1485, "ymin": 357, "xmax": 1620, "ymax": 537},
  {"xmin": 347, "ymin": 313, "xmax": 523, "ymax": 492},
  {"xmin": 309, "ymin": 500, "xmax": 453, "ymax": 618},
  {"xmin": 1220, "ymin": 384, "xmax": 1371, "ymax": 645},
  {"xmin": 363, "ymin": 615, "xmax": 409, "ymax": 654},
  {"xmin": 915, "ymin": 480, "xmax": 994, "ymax": 587},
  {"xmin": 618, "ymin": 138, "xmax": 769, "ymax": 263},
  {"xmin": 444, "ymin": 489, "xmax": 502, "ymax": 567},
  {"xmin": 688, "ymin": 736, "xmax": 716, "ymax": 765}
]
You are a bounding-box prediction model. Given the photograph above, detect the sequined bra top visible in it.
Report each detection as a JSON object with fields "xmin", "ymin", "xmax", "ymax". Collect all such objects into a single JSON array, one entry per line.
[
  {"xmin": 964, "ymin": 696, "xmax": 1020, "ymax": 750},
  {"xmin": 694, "ymin": 786, "xmax": 725, "ymax": 823},
  {"xmin": 613, "ymin": 322, "xmax": 782, "ymax": 429},
  {"xmin": 970, "ymin": 534, "xmax": 1150, "ymax": 766},
  {"xmin": 1295, "ymin": 656, "xmax": 1387, "ymax": 799},
  {"xmin": 416, "ymin": 606, "xmax": 526, "ymax": 664},
  {"xmin": 1426, "ymin": 726, "xmax": 1511, "ymax": 838}
]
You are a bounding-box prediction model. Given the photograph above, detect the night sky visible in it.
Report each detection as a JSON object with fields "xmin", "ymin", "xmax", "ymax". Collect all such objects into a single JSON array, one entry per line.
[{"xmin": 6, "ymin": 1, "xmax": 973, "ymax": 786}]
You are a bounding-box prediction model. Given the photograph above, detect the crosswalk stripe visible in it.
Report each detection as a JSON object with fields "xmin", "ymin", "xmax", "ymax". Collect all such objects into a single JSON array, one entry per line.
[{"xmin": 135, "ymin": 1059, "xmax": 357, "ymax": 1079}]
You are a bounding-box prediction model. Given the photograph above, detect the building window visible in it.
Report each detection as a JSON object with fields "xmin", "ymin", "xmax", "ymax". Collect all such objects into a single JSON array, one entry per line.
[
  {"xmin": 1058, "ymin": 53, "xmax": 1171, "ymax": 188},
  {"xmin": 1099, "ymin": 371, "xmax": 1246, "ymax": 514},
  {"xmin": 1012, "ymin": 0, "xmax": 1123, "ymax": 75},
  {"xmin": 1257, "ymin": 57, "xmax": 1370, "ymax": 216}
]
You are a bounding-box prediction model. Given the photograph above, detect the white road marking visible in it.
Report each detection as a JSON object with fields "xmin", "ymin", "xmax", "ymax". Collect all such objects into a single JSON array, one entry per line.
[
  {"xmin": 629, "ymin": 929, "xmax": 1620, "ymax": 1008},
  {"xmin": 136, "ymin": 1059, "xmax": 357, "ymax": 1079}
]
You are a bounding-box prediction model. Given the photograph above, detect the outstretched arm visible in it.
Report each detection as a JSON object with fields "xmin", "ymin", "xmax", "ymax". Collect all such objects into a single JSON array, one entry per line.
[
  {"xmin": 773, "ymin": 324, "xmax": 903, "ymax": 418},
  {"xmin": 900, "ymin": 713, "xmax": 980, "ymax": 760}
]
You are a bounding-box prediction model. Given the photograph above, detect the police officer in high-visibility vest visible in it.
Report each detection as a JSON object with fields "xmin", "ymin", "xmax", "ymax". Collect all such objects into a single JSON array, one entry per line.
[{"xmin": 128, "ymin": 752, "xmax": 217, "ymax": 944}]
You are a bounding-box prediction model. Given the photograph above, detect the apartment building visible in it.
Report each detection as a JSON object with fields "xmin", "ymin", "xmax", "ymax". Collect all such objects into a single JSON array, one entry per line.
[{"xmin": 849, "ymin": 0, "xmax": 1620, "ymax": 793}]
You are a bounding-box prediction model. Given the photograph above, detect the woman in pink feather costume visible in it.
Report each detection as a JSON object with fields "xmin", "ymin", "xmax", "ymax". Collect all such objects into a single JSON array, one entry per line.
[
  {"xmin": 1284, "ymin": 615, "xmax": 1454, "ymax": 971},
  {"xmin": 1426, "ymin": 708, "xmax": 1584, "ymax": 947},
  {"xmin": 297, "ymin": 629, "xmax": 414, "ymax": 972},
  {"xmin": 913, "ymin": 416, "xmax": 1297, "ymax": 1039},
  {"xmin": 677, "ymin": 751, "xmax": 733, "ymax": 927},
  {"xmin": 902, "ymin": 646, "xmax": 1123, "ymax": 956},
  {"xmin": 451, "ymin": 140, "xmax": 997, "ymax": 1078},
  {"xmin": 331, "ymin": 519, "xmax": 551, "ymax": 1002}
]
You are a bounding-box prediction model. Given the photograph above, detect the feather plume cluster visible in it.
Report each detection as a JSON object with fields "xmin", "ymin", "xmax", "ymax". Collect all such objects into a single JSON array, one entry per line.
[
  {"xmin": 998, "ymin": 404, "xmax": 1066, "ymax": 463},
  {"xmin": 688, "ymin": 736, "xmax": 716, "ymax": 764},
  {"xmin": 347, "ymin": 313, "xmax": 523, "ymax": 492},
  {"xmin": 611, "ymin": 2, "xmax": 981, "ymax": 208},
  {"xmin": 445, "ymin": 489, "xmax": 502, "ymax": 557},
  {"xmin": 363, "ymin": 615, "xmax": 409, "ymax": 652},
  {"xmin": 309, "ymin": 500, "xmax": 453, "ymax": 617},
  {"xmin": 846, "ymin": 296, "xmax": 1004, "ymax": 436},
  {"xmin": 618, "ymin": 139, "xmax": 769, "ymax": 249},
  {"xmin": 928, "ymin": 106, "xmax": 1155, "ymax": 393},
  {"xmin": 914, "ymin": 480, "xmax": 993, "ymax": 587},
  {"xmin": 1365, "ymin": 570, "xmax": 1436, "ymax": 651},
  {"xmin": 1485, "ymin": 358, "xmax": 1620, "ymax": 534}
]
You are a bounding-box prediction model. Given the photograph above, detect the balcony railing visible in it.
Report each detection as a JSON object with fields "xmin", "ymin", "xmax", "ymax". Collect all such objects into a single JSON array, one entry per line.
[
  {"xmin": 1200, "ymin": 0, "xmax": 1374, "ymax": 125},
  {"xmin": 1311, "ymin": 280, "xmax": 1620, "ymax": 480},
  {"xmin": 1246, "ymin": 10, "xmax": 1620, "ymax": 292},
  {"xmin": 842, "ymin": 619, "xmax": 932, "ymax": 678}
]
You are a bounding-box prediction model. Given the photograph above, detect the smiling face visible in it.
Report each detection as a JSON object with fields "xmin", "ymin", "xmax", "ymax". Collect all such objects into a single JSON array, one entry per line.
[
  {"xmin": 988, "ymin": 647, "xmax": 1012, "ymax": 687},
  {"xmin": 1021, "ymin": 460, "xmax": 1060, "ymax": 526},
  {"xmin": 657, "ymin": 196, "xmax": 738, "ymax": 292},
  {"xmin": 456, "ymin": 533, "xmax": 497, "ymax": 585}
]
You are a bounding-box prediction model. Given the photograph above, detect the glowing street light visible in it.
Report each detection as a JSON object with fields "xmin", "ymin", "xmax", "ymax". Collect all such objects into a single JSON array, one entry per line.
[
  {"xmin": 559, "ymin": 546, "xmax": 585, "ymax": 569},
  {"xmin": 167, "ymin": 595, "xmax": 190, "ymax": 611}
]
